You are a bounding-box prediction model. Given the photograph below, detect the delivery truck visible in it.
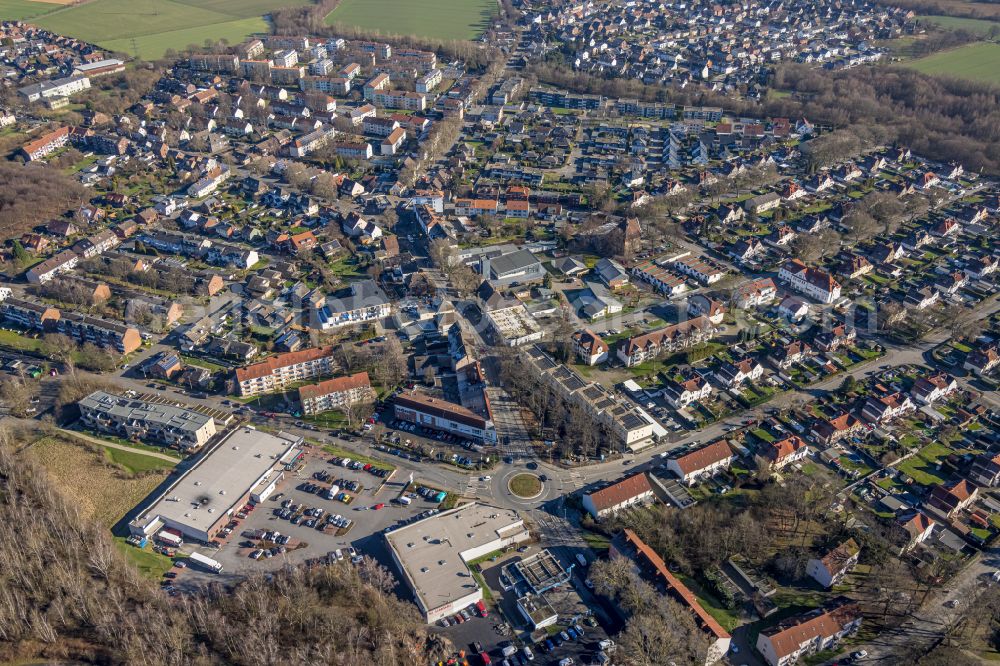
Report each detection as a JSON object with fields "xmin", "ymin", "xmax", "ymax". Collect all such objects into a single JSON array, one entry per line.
[{"xmin": 189, "ymin": 552, "xmax": 223, "ymax": 573}]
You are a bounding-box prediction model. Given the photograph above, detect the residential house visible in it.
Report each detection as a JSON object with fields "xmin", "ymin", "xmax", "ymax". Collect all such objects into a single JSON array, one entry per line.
[
  {"xmin": 969, "ymin": 454, "xmax": 1000, "ymax": 488},
  {"xmin": 806, "ymin": 539, "xmax": 861, "ymax": 589},
  {"xmin": 755, "ymin": 599, "xmax": 861, "ymax": 666},
  {"xmin": 611, "ymin": 529, "xmax": 731, "ymax": 665},
  {"xmin": 965, "ymin": 346, "xmax": 999, "ymax": 376},
  {"xmin": 861, "ymin": 392, "xmax": 915, "ymax": 424},
  {"xmin": 910, "ymin": 373, "xmax": 959, "ymax": 405},
  {"xmin": 663, "ymin": 375, "xmax": 712, "ymax": 409},
  {"xmin": 582, "ymin": 472, "xmax": 654, "ymax": 519},
  {"xmin": 687, "ymin": 294, "xmax": 726, "ymax": 324},
  {"xmin": 572, "ymin": 329, "xmax": 609, "ymax": 366},
  {"xmin": 779, "ymin": 259, "xmax": 842, "ymax": 304},
  {"xmin": 769, "ymin": 340, "xmax": 812, "ymax": 370},
  {"xmin": 617, "ymin": 316, "xmax": 717, "ymax": 367},
  {"xmin": 732, "ymin": 277, "xmax": 777, "ymax": 309},
  {"xmin": 234, "ymin": 346, "xmax": 336, "ymax": 397},
  {"xmin": 898, "ymin": 511, "xmax": 935, "ymax": 551},
  {"xmin": 814, "ymin": 325, "xmax": 856, "ymax": 353},
  {"xmin": 715, "ymin": 357, "xmax": 764, "ymax": 389},
  {"xmin": 666, "ymin": 440, "xmax": 736, "ymax": 486},
  {"xmin": 927, "ymin": 479, "xmax": 978, "ymax": 518},
  {"xmin": 760, "ymin": 435, "xmax": 809, "ymax": 470},
  {"xmin": 812, "ymin": 412, "xmax": 865, "ymax": 445}
]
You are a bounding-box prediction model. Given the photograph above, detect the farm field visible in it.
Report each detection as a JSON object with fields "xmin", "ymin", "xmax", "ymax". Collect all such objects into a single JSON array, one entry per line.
[
  {"xmin": 0, "ymin": 0, "xmax": 57, "ymax": 20},
  {"xmin": 917, "ymin": 14, "xmax": 1000, "ymax": 36},
  {"xmin": 903, "ymin": 42, "xmax": 1000, "ymax": 85},
  {"xmin": 325, "ymin": 0, "xmax": 497, "ymax": 41},
  {"xmin": 11, "ymin": 0, "xmax": 309, "ymax": 59},
  {"xmin": 28, "ymin": 436, "xmax": 174, "ymax": 529}
]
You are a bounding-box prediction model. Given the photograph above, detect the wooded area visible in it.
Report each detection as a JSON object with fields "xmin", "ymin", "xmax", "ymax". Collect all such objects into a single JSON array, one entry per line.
[{"xmin": 0, "ymin": 425, "xmax": 446, "ymax": 665}]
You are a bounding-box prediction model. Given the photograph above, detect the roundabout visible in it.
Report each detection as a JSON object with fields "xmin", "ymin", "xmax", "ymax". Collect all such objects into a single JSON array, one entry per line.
[{"xmin": 507, "ymin": 472, "xmax": 544, "ymax": 500}]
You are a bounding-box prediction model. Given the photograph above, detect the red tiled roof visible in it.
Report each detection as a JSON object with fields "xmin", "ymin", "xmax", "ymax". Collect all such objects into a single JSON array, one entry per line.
[
  {"xmin": 762, "ymin": 601, "xmax": 859, "ymax": 660},
  {"xmin": 620, "ymin": 529, "xmax": 730, "ymax": 639},
  {"xmin": 586, "ymin": 473, "xmax": 652, "ymax": 513},
  {"xmin": 235, "ymin": 346, "xmax": 334, "ymax": 383},
  {"xmin": 298, "ymin": 371, "xmax": 371, "ymax": 400},
  {"xmin": 764, "ymin": 435, "xmax": 808, "ymax": 463},
  {"xmin": 670, "ymin": 440, "xmax": 733, "ymax": 476}
]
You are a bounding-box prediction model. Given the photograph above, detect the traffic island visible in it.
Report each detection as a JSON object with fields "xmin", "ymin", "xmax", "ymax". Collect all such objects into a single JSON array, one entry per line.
[{"xmin": 508, "ymin": 473, "xmax": 543, "ymax": 499}]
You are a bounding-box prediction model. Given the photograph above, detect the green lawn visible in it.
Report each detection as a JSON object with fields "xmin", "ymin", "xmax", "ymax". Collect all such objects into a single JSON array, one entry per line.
[
  {"xmin": 326, "ymin": 0, "xmax": 497, "ymax": 40},
  {"xmin": 113, "ymin": 537, "xmax": 175, "ymax": 580},
  {"xmin": 30, "ymin": 0, "xmax": 307, "ymax": 59},
  {"xmin": 917, "ymin": 14, "xmax": 1000, "ymax": 36},
  {"xmin": 0, "ymin": 328, "xmax": 43, "ymax": 353},
  {"xmin": 896, "ymin": 442, "xmax": 952, "ymax": 486},
  {"xmin": 103, "ymin": 446, "xmax": 176, "ymax": 474},
  {"xmin": 180, "ymin": 354, "xmax": 225, "ymax": 372},
  {"xmin": 0, "ymin": 0, "xmax": 57, "ymax": 21},
  {"xmin": 903, "ymin": 42, "xmax": 1000, "ymax": 86},
  {"xmin": 303, "ymin": 410, "xmax": 350, "ymax": 430}
]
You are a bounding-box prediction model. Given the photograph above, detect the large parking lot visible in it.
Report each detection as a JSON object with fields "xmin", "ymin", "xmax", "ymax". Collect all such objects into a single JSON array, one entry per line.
[{"xmin": 205, "ymin": 446, "xmax": 446, "ymax": 575}]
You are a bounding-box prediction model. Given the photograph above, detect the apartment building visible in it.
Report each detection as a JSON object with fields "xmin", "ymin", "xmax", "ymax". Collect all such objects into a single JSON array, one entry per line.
[
  {"xmin": 671, "ymin": 255, "xmax": 725, "ymax": 285},
  {"xmin": 314, "ymin": 280, "xmax": 391, "ymax": 329},
  {"xmin": 25, "ymin": 249, "xmax": 79, "ymax": 283},
  {"xmin": 18, "ymin": 75, "xmax": 90, "ymax": 103},
  {"xmin": 299, "ymin": 75, "xmax": 351, "ymax": 95},
  {"xmin": 756, "ymin": 599, "xmax": 861, "ymax": 666},
  {"xmin": 55, "ymin": 312, "xmax": 142, "ymax": 354},
  {"xmin": 298, "ymin": 372, "xmax": 374, "ymax": 415},
  {"xmin": 779, "ymin": 260, "xmax": 842, "ymax": 304},
  {"xmin": 371, "ymin": 90, "xmax": 427, "ymax": 111},
  {"xmin": 21, "ymin": 126, "xmax": 70, "ymax": 161},
  {"xmin": 79, "ymin": 390, "xmax": 217, "ymax": 450},
  {"xmin": 1, "ymin": 297, "xmax": 60, "ymax": 329},
  {"xmin": 234, "ymin": 346, "xmax": 337, "ymax": 397},
  {"xmin": 617, "ymin": 316, "xmax": 718, "ymax": 367}
]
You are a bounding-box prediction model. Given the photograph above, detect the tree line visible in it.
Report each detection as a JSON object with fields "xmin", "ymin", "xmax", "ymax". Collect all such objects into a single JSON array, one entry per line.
[
  {"xmin": 0, "ymin": 424, "xmax": 448, "ymax": 665},
  {"xmin": 529, "ymin": 60, "xmax": 1000, "ymax": 175}
]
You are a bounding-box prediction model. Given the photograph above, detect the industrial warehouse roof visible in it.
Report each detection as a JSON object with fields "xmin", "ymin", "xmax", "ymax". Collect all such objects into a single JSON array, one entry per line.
[
  {"xmin": 132, "ymin": 427, "xmax": 300, "ymax": 535},
  {"xmin": 385, "ymin": 503, "xmax": 526, "ymax": 615},
  {"xmin": 79, "ymin": 390, "xmax": 213, "ymax": 434}
]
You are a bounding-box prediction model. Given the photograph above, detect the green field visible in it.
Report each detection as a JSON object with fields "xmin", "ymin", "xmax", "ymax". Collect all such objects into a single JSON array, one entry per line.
[
  {"xmin": 918, "ymin": 14, "xmax": 1000, "ymax": 36},
  {"xmin": 103, "ymin": 446, "xmax": 176, "ymax": 474},
  {"xmin": 1, "ymin": 0, "xmax": 309, "ymax": 60},
  {"xmin": 0, "ymin": 0, "xmax": 55, "ymax": 20},
  {"xmin": 904, "ymin": 42, "xmax": 1000, "ymax": 85},
  {"xmin": 326, "ymin": 0, "xmax": 497, "ymax": 41}
]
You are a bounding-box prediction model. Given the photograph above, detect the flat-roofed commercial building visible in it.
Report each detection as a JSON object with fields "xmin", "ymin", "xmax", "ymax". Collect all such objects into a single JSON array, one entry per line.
[
  {"xmin": 79, "ymin": 390, "xmax": 217, "ymax": 450},
  {"xmin": 298, "ymin": 371, "xmax": 374, "ymax": 415},
  {"xmin": 129, "ymin": 427, "xmax": 301, "ymax": 543},
  {"xmin": 393, "ymin": 390, "xmax": 498, "ymax": 443},
  {"xmin": 234, "ymin": 346, "xmax": 336, "ymax": 396},
  {"xmin": 385, "ymin": 503, "xmax": 529, "ymax": 623}
]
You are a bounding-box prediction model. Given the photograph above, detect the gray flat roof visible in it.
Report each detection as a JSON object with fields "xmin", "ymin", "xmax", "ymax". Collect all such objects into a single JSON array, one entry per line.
[
  {"xmin": 385, "ymin": 503, "xmax": 525, "ymax": 614},
  {"xmin": 80, "ymin": 390, "xmax": 212, "ymax": 434},
  {"xmin": 490, "ymin": 249, "xmax": 540, "ymax": 277},
  {"xmin": 133, "ymin": 427, "xmax": 300, "ymax": 534}
]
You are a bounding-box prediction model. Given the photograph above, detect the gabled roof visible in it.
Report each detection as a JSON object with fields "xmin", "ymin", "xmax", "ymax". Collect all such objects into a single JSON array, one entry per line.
[
  {"xmin": 585, "ymin": 472, "xmax": 652, "ymax": 512},
  {"xmin": 761, "ymin": 599, "xmax": 859, "ymax": 660},
  {"xmin": 234, "ymin": 346, "xmax": 334, "ymax": 383},
  {"xmin": 670, "ymin": 439, "xmax": 733, "ymax": 476}
]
